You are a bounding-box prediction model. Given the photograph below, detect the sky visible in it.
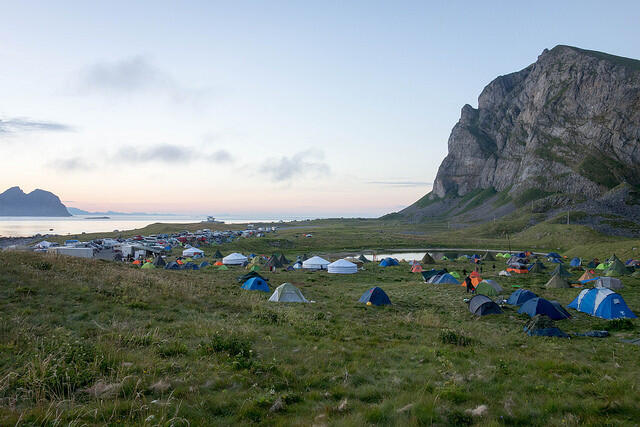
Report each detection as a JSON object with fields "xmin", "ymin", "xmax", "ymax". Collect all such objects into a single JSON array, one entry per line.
[{"xmin": 1, "ymin": 1, "xmax": 639, "ymax": 218}]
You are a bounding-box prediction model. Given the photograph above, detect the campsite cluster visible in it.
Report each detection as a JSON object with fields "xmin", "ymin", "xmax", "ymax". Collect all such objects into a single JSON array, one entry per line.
[{"xmin": 126, "ymin": 245, "xmax": 637, "ymax": 338}]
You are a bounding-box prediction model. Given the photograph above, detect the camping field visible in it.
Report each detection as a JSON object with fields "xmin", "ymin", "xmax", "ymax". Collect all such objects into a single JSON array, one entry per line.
[{"xmin": 1, "ymin": 224, "xmax": 640, "ymax": 425}]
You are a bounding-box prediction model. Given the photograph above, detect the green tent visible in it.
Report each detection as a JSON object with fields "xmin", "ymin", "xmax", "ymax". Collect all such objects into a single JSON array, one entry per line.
[
  {"xmin": 476, "ymin": 279, "xmax": 503, "ymax": 296},
  {"xmin": 268, "ymin": 283, "xmax": 309, "ymax": 303},
  {"xmin": 528, "ymin": 261, "xmax": 545, "ymax": 273},
  {"xmin": 421, "ymin": 252, "xmax": 436, "ymax": 264},
  {"xmin": 358, "ymin": 254, "xmax": 371, "ymax": 263},
  {"xmin": 482, "ymin": 251, "xmax": 496, "ymax": 261},
  {"xmin": 545, "ymin": 274, "xmax": 570, "ymax": 289},
  {"xmin": 279, "ymin": 254, "xmax": 290, "ymax": 265},
  {"xmin": 551, "ymin": 264, "xmax": 571, "ymax": 278},
  {"xmin": 265, "ymin": 255, "xmax": 283, "ymax": 269},
  {"xmin": 217, "ymin": 265, "xmax": 229, "ymax": 271},
  {"xmin": 441, "ymin": 256, "xmax": 449, "ymax": 261},
  {"xmin": 455, "ymin": 256, "xmax": 468, "ymax": 262},
  {"xmin": 450, "ymin": 271, "xmax": 461, "ymax": 280},
  {"xmin": 250, "ymin": 265, "xmax": 261, "ymax": 272},
  {"xmin": 596, "ymin": 263, "xmax": 607, "ymax": 270},
  {"xmin": 604, "ymin": 257, "xmax": 627, "ymax": 276},
  {"xmin": 213, "ymin": 250, "xmax": 224, "ymax": 259},
  {"xmin": 141, "ymin": 262, "xmax": 155, "ymax": 269}
]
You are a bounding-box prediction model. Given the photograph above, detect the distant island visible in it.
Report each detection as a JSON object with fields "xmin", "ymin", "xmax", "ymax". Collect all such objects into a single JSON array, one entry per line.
[
  {"xmin": 0, "ymin": 186, "xmax": 71, "ymax": 217},
  {"xmin": 67, "ymin": 207, "xmax": 178, "ymax": 216}
]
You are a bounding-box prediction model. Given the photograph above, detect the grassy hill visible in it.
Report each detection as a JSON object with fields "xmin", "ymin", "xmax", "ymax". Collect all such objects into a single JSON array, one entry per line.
[{"xmin": 1, "ymin": 220, "xmax": 640, "ymax": 424}]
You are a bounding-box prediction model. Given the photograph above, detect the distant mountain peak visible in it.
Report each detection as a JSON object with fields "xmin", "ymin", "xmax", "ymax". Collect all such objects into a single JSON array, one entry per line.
[{"xmin": 0, "ymin": 186, "xmax": 71, "ymax": 217}]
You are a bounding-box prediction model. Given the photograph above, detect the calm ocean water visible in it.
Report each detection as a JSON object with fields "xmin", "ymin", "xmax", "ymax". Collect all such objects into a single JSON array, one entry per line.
[{"xmin": 0, "ymin": 215, "xmax": 287, "ymax": 237}]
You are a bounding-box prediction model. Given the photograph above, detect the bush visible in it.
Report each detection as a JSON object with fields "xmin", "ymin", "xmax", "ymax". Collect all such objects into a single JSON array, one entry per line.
[
  {"xmin": 596, "ymin": 319, "xmax": 635, "ymax": 331},
  {"xmin": 199, "ymin": 331, "xmax": 254, "ymax": 369},
  {"xmin": 439, "ymin": 330, "xmax": 473, "ymax": 347}
]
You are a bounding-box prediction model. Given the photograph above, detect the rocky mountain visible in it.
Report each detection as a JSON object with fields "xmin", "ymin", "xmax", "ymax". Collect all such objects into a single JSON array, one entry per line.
[
  {"xmin": 393, "ymin": 45, "xmax": 640, "ymax": 235},
  {"xmin": 0, "ymin": 186, "xmax": 71, "ymax": 216}
]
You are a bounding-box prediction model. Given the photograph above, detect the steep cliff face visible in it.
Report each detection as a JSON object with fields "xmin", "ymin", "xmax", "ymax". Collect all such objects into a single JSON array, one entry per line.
[
  {"xmin": 0, "ymin": 186, "xmax": 71, "ymax": 216},
  {"xmin": 431, "ymin": 45, "xmax": 640, "ymax": 200}
]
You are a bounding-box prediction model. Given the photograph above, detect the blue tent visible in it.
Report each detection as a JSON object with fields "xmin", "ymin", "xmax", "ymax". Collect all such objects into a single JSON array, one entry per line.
[
  {"xmin": 568, "ymin": 288, "xmax": 636, "ymax": 319},
  {"xmin": 165, "ymin": 261, "xmax": 181, "ymax": 270},
  {"xmin": 550, "ymin": 258, "xmax": 563, "ymax": 263},
  {"xmin": 379, "ymin": 257, "xmax": 399, "ymax": 267},
  {"xmin": 242, "ymin": 277, "xmax": 270, "ymax": 292},
  {"xmin": 507, "ymin": 289, "xmax": 537, "ymax": 306},
  {"xmin": 570, "ymin": 257, "xmax": 581, "ymax": 267},
  {"xmin": 516, "ymin": 252, "xmax": 527, "ymax": 258},
  {"xmin": 518, "ymin": 298, "xmax": 571, "ymax": 320},
  {"xmin": 421, "ymin": 269, "xmax": 447, "ymax": 281},
  {"xmin": 183, "ymin": 262, "xmax": 199, "ymax": 270},
  {"xmin": 359, "ymin": 287, "xmax": 391, "ymax": 306},
  {"xmin": 199, "ymin": 261, "xmax": 210, "ymax": 268},
  {"xmin": 547, "ymin": 252, "xmax": 561, "ymax": 258},
  {"xmin": 429, "ymin": 273, "xmax": 460, "ymax": 285}
]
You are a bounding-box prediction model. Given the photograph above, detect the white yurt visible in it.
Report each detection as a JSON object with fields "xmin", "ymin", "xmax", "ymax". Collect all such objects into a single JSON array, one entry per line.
[
  {"xmin": 302, "ymin": 256, "xmax": 330, "ymax": 270},
  {"xmin": 182, "ymin": 247, "xmax": 205, "ymax": 257},
  {"xmin": 222, "ymin": 252, "xmax": 248, "ymax": 265},
  {"xmin": 327, "ymin": 258, "xmax": 358, "ymax": 274}
]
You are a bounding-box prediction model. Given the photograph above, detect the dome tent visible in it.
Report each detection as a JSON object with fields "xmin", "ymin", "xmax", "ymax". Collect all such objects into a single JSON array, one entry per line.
[
  {"xmin": 568, "ymin": 288, "xmax": 636, "ymax": 319},
  {"xmin": 475, "ymin": 280, "xmax": 503, "ymax": 296},
  {"xmin": 379, "ymin": 257, "xmax": 399, "ymax": 267},
  {"xmin": 223, "ymin": 252, "xmax": 248, "ymax": 265},
  {"xmin": 302, "ymin": 256, "xmax": 330, "ymax": 270},
  {"xmin": 569, "ymin": 257, "xmax": 581, "ymax": 267},
  {"xmin": 269, "ymin": 283, "xmax": 309, "ymax": 302},
  {"xmin": 242, "ymin": 277, "xmax": 270, "ymax": 292},
  {"xmin": 507, "ymin": 289, "xmax": 537, "ymax": 306},
  {"xmin": 518, "ymin": 298, "xmax": 571, "ymax": 320},
  {"xmin": 328, "ymin": 259, "xmax": 358, "ymax": 274},
  {"xmin": 469, "ymin": 295, "xmax": 503, "ymax": 316},
  {"xmin": 153, "ymin": 256, "xmax": 166, "ymax": 267},
  {"xmin": 359, "ymin": 287, "xmax": 391, "ymax": 306}
]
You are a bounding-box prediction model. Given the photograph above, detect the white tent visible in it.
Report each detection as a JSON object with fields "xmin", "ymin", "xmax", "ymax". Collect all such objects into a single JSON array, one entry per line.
[
  {"xmin": 595, "ymin": 277, "xmax": 623, "ymax": 290},
  {"xmin": 223, "ymin": 252, "xmax": 248, "ymax": 265},
  {"xmin": 34, "ymin": 240, "xmax": 54, "ymax": 249},
  {"xmin": 302, "ymin": 256, "xmax": 330, "ymax": 270},
  {"xmin": 328, "ymin": 258, "xmax": 358, "ymax": 274},
  {"xmin": 293, "ymin": 261, "xmax": 303, "ymax": 269},
  {"xmin": 182, "ymin": 247, "xmax": 204, "ymax": 257},
  {"xmin": 268, "ymin": 283, "xmax": 309, "ymax": 303}
]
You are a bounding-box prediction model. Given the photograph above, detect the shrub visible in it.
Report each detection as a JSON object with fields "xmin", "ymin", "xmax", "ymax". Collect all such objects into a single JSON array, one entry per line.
[{"xmin": 439, "ymin": 330, "xmax": 473, "ymax": 347}]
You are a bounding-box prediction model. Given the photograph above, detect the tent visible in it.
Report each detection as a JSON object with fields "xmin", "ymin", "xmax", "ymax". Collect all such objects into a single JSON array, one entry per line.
[
  {"xmin": 213, "ymin": 250, "xmax": 224, "ymax": 259},
  {"xmin": 586, "ymin": 260, "xmax": 598, "ymax": 269},
  {"xmin": 595, "ymin": 277, "xmax": 623, "ymax": 290},
  {"xmin": 328, "ymin": 259, "xmax": 358, "ymax": 274},
  {"xmin": 421, "ymin": 253, "xmax": 436, "ymax": 264},
  {"xmin": 410, "ymin": 264, "xmax": 423, "ymax": 273},
  {"xmin": 200, "ymin": 261, "xmax": 210, "ymax": 268},
  {"xmin": 242, "ymin": 277, "xmax": 270, "ymax": 292},
  {"xmin": 568, "ymin": 288, "xmax": 636, "ymax": 319},
  {"xmin": 379, "ymin": 257, "xmax": 399, "ymax": 267},
  {"xmin": 265, "ymin": 255, "xmax": 284, "ymax": 269},
  {"xmin": 183, "ymin": 262, "xmax": 199, "ymax": 270},
  {"xmin": 551, "ymin": 264, "xmax": 571, "ymax": 278},
  {"xmin": 469, "ymin": 295, "xmax": 503, "ymax": 316},
  {"xmin": 579, "ymin": 270, "xmax": 597, "ymax": 282},
  {"xmin": 237, "ymin": 271, "xmax": 268, "ymax": 283},
  {"xmin": 545, "ymin": 274, "xmax": 570, "ymax": 289},
  {"xmin": 528, "ymin": 261, "xmax": 545, "ymax": 273},
  {"xmin": 507, "ymin": 267, "xmax": 529, "ymax": 274},
  {"xmin": 524, "ymin": 315, "xmax": 570, "ymax": 338},
  {"xmin": 293, "ymin": 261, "xmax": 303, "ymax": 269},
  {"xmin": 475, "ymin": 280, "xmax": 503, "ymax": 296},
  {"xmin": 279, "ymin": 254, "xmax": 291, "ymax": 265},
  {"xmin": 358, "ymin": 254, "xmax": 371, "ymax": 263},
  {"xmin": 141, "ymin": 262, "xmax": 155, "ymax": 269},
  {"xmin": 428, "ymin": 273, "xmax": 460, "ymax": 285},
  {"xmin": 182, "ymin": 247, "xmax": 204, "ymax": 258},
  {"xmin": 359, "ymin": 287, "xmax": 391, "ymax": 306},
  {"xmin": 507, "ymin": 289, "xmax": 537, "ymax": 306},
  {"xmin": 482, "ymin": 251, "xmax": 496, "ymax": 261},
  {"xmin": 153, "ymin": 256, "xmax": 166, "ymax": 267},
  {"xmin": 303, "ymin": 256, "xmax": 330, "ymax": 270},
  {"xmin": 498, "ymin": 270, "xmax": 512, "ymax": 276},
  {"xmin": 518, "ymin": 298, "xmax": 571, "ymax": 320},
  {"xmin": 569, "ymin": 257, "xmax": 581, "ymax": 267},
  {"xmin": 217, "ymin": 265, "xmax": 229, "ymax": 271},
  {"xmin": 223, "ymin": 252, "xmax": 248, "ymax": 265},
  {"xmin": 165, "ymin": 261, "xmax": 181, "ymax": 270},
  {"xmin": 421, "ymin": 269, "xmax": 447, "ymax": 282},
  {"xmin": 604, "ymin": 257, "xmax": 628, "ymax": 276},
  {"xmin": 269, "ymin": 283, "xmax": 308, "ymax": 302},
  {"xmin": 547, "ymin": 252, "xmax": 562, "ymax": 259},
  {"xmin": 450, "ymin": 271, "xmax": 461, "ymax": 280}
]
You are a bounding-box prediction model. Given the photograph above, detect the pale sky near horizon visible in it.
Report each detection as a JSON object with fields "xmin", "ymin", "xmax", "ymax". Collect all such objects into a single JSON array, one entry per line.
[{"xmin": 1, "ymin": 1, "xmax": 639, "ymax": 217}]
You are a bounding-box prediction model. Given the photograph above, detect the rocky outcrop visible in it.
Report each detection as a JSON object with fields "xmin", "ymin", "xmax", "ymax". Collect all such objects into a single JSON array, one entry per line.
[
  {"xmin": 0, "ymin": 186, "xmax": 71, "ymax": 216},
  {"xmin": 399, "ymin": 45, "xmax": 640, "ymax": 224}
]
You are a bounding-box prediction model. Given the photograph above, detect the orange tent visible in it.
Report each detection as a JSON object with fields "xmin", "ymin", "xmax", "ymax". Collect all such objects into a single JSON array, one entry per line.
[
  {"xmin": 214, "ymin": 261, "xmax": 223, "ymax": 266},
  {"xmin": 578, "ymin": 270, "xmax": 597, "ymax": 281},
  {"xmin": 411, "ymin": 264, "xmax": 423, "ymax": 273},
  {"xmin": 177, "ymin": 260, "xmax": 184, "ymax": 265},
  {"xmin": 507, "ymin": 267, "xmax": 528, "ymax": 274},
  {"xmin": 132, "ymin": 260, "xmax": 141, "ymax": 265},
  {"xmin": 461, "ymin": 272, "xmax": 483, "ymax": 288}
]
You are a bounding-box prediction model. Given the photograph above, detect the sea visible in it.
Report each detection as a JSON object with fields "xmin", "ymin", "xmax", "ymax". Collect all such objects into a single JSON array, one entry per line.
[{"xmin": 0, "ymin": 215, "xmax": 298, "ymax": 238}]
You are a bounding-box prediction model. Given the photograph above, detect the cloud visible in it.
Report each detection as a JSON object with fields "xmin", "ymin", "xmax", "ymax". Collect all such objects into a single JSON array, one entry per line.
[
  {"xmin": 114, "ymin": 144, "xmax": 234, "ymax": 164},
  {"xmin": 47, "ymin": 157, "xmax": 94, "ymax": 172},
  {"xmin": 80, "ymin": 56, "xmax": 209, "ymax": 107},
  {"xmin": 0, "ymin": 117, "xmax": 73, "ymax": 135},
  {"xmin": 367, "ymin": 180, "xmax": 432, "ymax": 187},
  {"xmin": 260, "ymin": 149, "xmax": 330, "ymax": 182}
]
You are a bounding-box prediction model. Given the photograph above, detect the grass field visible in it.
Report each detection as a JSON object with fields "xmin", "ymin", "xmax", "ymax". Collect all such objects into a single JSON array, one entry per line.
[{"xmin": 1, "ymin": 225, "xmax": 639, "ymax": 425}]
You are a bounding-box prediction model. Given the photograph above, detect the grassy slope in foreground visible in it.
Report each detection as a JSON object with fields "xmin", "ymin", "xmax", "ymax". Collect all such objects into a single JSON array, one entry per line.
[{"xmin": 1, "ymin": 244, "xmax": 639, "ymax": 424}]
